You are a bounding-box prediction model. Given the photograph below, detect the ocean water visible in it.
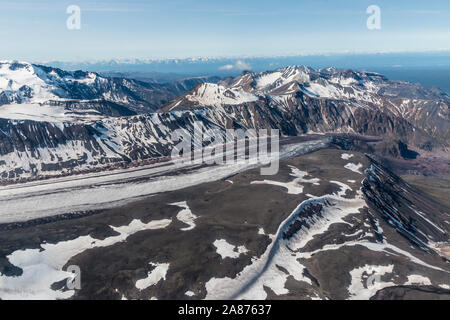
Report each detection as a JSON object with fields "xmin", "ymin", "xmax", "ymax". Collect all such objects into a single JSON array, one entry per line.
[{"xmin": 373, "ymin": 68, "xmax": 450, "ymax": 94}]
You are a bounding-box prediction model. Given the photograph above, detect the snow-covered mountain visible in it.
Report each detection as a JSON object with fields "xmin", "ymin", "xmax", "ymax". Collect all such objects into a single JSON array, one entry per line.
[
  {"xmin": 0, "ymin": 60, "xmax": 215, "ymax": 115},
  {"xmin": 163, "ymin": 66, "xmax": 450, "ymax": 145},
  {"xmin": 0, "ymin": 62, "xmax": 449, "ymax": 182}
]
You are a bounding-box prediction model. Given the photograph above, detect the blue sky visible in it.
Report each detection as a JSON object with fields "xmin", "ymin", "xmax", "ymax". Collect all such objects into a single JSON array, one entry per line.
[{"xmin": 1, "ymin": 0, "xmax": 449, "ymax": 61}]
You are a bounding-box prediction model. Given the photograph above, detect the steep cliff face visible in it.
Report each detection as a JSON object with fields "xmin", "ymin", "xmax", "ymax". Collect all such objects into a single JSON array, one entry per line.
[{"xmin": 362, "ymin": 156, "xmax": 450, "ymax": 254}]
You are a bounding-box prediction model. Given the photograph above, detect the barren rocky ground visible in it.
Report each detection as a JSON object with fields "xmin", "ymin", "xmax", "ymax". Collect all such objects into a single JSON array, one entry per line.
[{"xmin": 1, "ymin": 148, "xmax": 448, "ymax": 300}]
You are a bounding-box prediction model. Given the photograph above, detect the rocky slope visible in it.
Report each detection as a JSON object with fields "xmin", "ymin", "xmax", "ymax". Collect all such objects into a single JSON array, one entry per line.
[
  {"xmin": 162, "ymin": 66, "xmax": 449, "ymax": 147},
  {"xmin": 0, "ymin": 111, "xmax": 224, "ymax": 181}
]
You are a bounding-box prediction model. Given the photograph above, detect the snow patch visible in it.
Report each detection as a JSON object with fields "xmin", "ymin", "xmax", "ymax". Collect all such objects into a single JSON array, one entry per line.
[
  {"xmin": 341, "ymin": 153, "xmax": 354, "ymax": 160},
  {"xmin": 348, "ymin": 264, "xmax": 395, "ymax": 300},
  {"xmin": 250, "ymin": 165, "xmax": 319, "ymax": 194},
  {"xmin": 344, "ymin": 163, "xmax": 363, "ymax": 174},
  {"xmin": 171, "ymin": 201, "xmax": 198, "ymax": 231},
  {"xmin": 213, "ymin": 239, "xmax": 248, "ymax": 259},
  {"xmin": 135, "ymin": 263, "xmax": 170, "ymax": 290},
  {"xmin": 405, "ymin": 274, "xmax": 431, "ymax": 286},
  {"xmin": 185, "ymin": 290, "xmax": 195, "ymax": 297},
  {"xmin": 0, "ymin": 218, "xmax": 172, "ymax": 300}
]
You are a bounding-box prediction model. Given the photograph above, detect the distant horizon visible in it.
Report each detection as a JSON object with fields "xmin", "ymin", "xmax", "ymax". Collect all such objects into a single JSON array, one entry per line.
[
  {"xmin": 3, "ymin": 50, "xmax": 450, "ymax": 94},
  {"xmin": 17, "ymin": 51, "xmax": 450, "ymax": 95},
  {"xmin": 27, "ymin": 51, "xmax": 450, "ymax": 74},
  {"xmin": 2, "ymin": 0, "xmax": 449, "ymax": 61},
  {"xmin": 13, "ymin": 49, "xmax": 444, "ymax": 64}
]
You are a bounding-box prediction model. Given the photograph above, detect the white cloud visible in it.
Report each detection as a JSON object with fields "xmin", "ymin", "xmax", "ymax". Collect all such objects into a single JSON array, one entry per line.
[
  {"xmin": 219, "ymin": 64, "xmax": 234, "ymax": 70},
  {"xmin": 219, "ymin": 60, "xmax": 251, "ymax": 71}
]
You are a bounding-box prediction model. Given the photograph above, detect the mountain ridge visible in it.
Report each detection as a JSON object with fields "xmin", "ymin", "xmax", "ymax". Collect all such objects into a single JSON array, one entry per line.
[
  {"xmin": 0, "ymin": 62, "xmax": 448, "ymax": 183},
  {"xmin": 0, "ymin": 60, "xmax": 216, "ymax": 115},
  {"xmin": 162, "ymin": 65, "xmax": 449, "ymax": 148}
]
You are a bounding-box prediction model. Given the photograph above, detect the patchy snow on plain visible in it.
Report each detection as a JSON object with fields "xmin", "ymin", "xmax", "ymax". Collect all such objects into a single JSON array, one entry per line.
[
  {"xmin": 341, "ymin": 153, "xmax": 354, "ymax": 160},
  {"xmin": 282, "ymin": 193, "xmax": 364, "ymax": 253},
  {"xmin": 0, "ymin": 218, "xmax": 172, "ymax": 300},
  {"xmin": 171, "ymin": 201, "xmax": 198, "ymax": 231},
  {"xmin": 250, "ymin": 165, "xmax": 319, "ymax": 194},
  {"xmin": 344, "ymin": 162, "xmax": 363, "ymax": 174},
  {"xmin": 405, "ymin": 274, "xmax": 432, "ymax": 286},
  {"xmin": 135, "ymin": 263, "xmax": 170, "ymax": 290},
  {"xmin": 348, "ymin": 264, "xmax": 395, "ymax": 300},
  {"xmin": 185, "ymin": 290, "xmax": 195, "ymax": 297},
  {"xmin": 213, "ymin": 239, "xmax": 248, "ymax": 259}
]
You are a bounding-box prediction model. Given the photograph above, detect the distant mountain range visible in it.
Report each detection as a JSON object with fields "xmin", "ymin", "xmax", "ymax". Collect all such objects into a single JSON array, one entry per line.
[
  {"xmin": 0, "ymin": 60, "xmax": 448, "ymax": 183},
  {"xmin": 41, "ymin": 52, "xmax": 450, "ymax": 73},
  {"xmin": 37, "ymin": 52, "xmax": 450, "ymax": 93}
]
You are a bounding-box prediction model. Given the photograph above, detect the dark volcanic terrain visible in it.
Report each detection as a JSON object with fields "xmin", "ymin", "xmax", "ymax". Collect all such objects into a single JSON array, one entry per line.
[{"xmin": 1, "ymin": 148, "xmax": 448, "ymax": 300}]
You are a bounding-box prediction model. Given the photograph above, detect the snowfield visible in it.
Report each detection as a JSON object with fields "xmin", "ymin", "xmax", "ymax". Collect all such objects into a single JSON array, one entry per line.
[{"xmin": 347, "ymin": 264, "xmax": 396, "ymax": 300}]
